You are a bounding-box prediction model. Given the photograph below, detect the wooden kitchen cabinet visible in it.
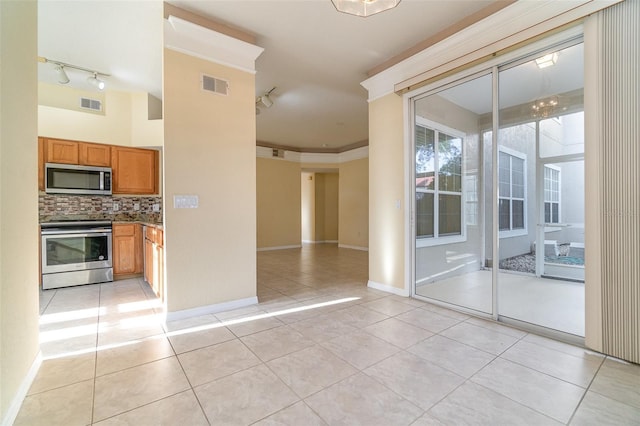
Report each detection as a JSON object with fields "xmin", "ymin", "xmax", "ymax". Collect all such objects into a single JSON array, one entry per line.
[
  {"xmin": 144, "ymin": 225, "xmax": 163, "ymax": 299},
  {"xmin": 113, "ymin": 223, "xmax": 143, "ymax": 278},
  {"xmin": 111, "ymin": 147, "xmax": 159, "ymax": 194},
  {"xmin": 79, "ymin": 142, "xmax": 111, "ymax": 167},
  {"xmin": 45, "ymin": 138, "xmax": 79, "ymax": 164}
]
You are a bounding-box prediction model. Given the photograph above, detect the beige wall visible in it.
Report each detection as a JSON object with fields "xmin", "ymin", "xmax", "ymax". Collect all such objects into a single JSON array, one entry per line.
[
  {"xmin": 301, "ymin": 172, "xmax": 315, "ymax": 242},
  {"xmin": 369, "ymin": 93, "xmax": 406, "ymax": 291},
  {"xmin": 38, "ymin": 83, "xmax": 163, "ymax": 147},
  {"xmin": 163, "ymin": 48, "xmax": 256, "ymax": 313},
  {"xmin": 339, "ymin": 158, "xmax": 368, "ymax": 249},
  {"xmin": 0, "ymin": 1, "xmax": 40, "ymax": 422},
  {"xmin": 256, "ymin": 158, "xmax": 301, "ymax": 249},
  {"xmin": 315, "ymin": 173, "xmax": 339, "ymax": 242}
]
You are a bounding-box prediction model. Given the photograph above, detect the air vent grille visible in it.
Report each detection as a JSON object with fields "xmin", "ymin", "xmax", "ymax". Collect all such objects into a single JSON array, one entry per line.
[
  {"xmin": 202, "ymin": 74, "xmax": 229, "ymax": 96},
  {"xmin": 80, "ymin": 97, "xmax": 102, "ymax": 111},
  {"xmin": 272, "ymin": 148, "xmax": 285, "ymax": 158}
]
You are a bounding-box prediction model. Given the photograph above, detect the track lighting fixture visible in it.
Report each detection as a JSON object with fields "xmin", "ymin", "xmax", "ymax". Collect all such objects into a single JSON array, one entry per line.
[
  {"xmin": 87, "ymin": 73, "xmax": 105, "ymax": 90},
  {"xmin": 255, "ymin": 87, "xmax": 276, "ymax": 114},
  {"xmin": 55, "ymin": 65, "xmax": 70, "ymax": 84},
  {"xmin": 38, "ymin": 56, "xmax": 110, "ymax": 90}
]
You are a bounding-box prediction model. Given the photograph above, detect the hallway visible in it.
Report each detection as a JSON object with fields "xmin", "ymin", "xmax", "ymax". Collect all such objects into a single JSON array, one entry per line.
[{"xmin": 17, "ymin": 245, "xmax": 640, "ymax": 425}]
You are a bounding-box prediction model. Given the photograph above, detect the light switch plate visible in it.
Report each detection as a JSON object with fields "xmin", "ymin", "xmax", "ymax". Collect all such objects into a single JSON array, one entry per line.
[{"xmin": 173, "ymin": 195, "xmax": 199, "ymax": 209}]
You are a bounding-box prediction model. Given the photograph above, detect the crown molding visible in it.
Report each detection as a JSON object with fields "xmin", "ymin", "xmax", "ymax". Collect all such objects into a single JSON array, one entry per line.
[
  {"xmin": 164, "ymin": 15, "xmax": 264, "ymax": 74},
  {"xmin": 361, "ymin": 0, "xmax": 622, "ymax": 101},
  {"xmin": 256, "ymin": 146, "xmax": 368, "ymax": 164}
]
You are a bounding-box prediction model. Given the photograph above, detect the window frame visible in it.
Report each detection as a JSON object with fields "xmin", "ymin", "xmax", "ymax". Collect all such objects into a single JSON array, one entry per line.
[
  {"xmin": 415, "ymin": 117, "xmax": 466, "ymax": 247},
  {"xmin": 498, "ymin": 146, "xmax": 528, "ymax": 238},
  {"xmin": 544, "ymin": 164, "xmax": 561, "ymax": 224}
]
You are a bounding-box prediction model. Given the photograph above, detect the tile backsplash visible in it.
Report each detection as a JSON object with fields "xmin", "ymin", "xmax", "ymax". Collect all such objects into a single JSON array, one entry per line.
[{"xmin": 39, "ymin": 194, "xmax": 162, "ymax": 223}]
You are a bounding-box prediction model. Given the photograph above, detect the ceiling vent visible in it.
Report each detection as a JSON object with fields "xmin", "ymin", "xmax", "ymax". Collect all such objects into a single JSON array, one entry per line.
[
  {"xmin": 202, "ymin": 74, "xmax": 229, "ymax": 96},
  {"xmin": 80, "ymin": 97, "xmax": 102, "ymax": 112},
  {"xmin": 272, "ymin": 148, "xmax": 285, "ymax": 158}
]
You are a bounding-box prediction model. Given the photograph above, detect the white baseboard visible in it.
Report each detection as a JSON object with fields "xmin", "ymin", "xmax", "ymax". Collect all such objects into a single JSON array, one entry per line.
[
  {"xmin": 164, "ymin": 296, "xmax": 258, "ymax": 322},
  {"xmin": 257, "ymin": 244, "xmax": 301, "ymax": 252},
  {"xmin": 338, "ymin": 244, "xmax": 369, "ymax": 251},
  {"xmin": 367, "ymin": 280, "xmax": 410, "ymax": 297},
  {"xmin": 302, "ymin": 240, "xmax": 338, "ymax": 244},
  {"xmin": 2, "ymin": 351, "xmax": 43, "ymax": 426}
]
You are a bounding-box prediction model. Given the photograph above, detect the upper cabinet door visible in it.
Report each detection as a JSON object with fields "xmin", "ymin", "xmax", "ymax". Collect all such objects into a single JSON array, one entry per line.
[
  {"xmin": 79, "ymin": 142, "xmax": 111, "ymax": 167},
  {"xmin": 111, "ymin": 146, "xmax": 158, "ymax": 194},
  {"xmin": 45, "ymin": 138, "xmax": 79, "ymax": 164}
]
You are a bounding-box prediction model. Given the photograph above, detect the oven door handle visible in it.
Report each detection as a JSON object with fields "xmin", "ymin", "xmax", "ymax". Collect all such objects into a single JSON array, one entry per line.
[{"xmin": 41, "ymin": 230, "xmax": 112, "ymax": 236}]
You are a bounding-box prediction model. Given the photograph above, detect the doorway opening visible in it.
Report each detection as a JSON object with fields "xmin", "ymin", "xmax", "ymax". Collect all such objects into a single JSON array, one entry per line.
[{"xmin": 301, "ymin": 170, "xmax": 339, "ymax": 245}]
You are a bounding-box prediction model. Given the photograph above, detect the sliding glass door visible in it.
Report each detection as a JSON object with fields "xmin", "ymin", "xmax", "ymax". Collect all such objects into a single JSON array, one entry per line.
[{"xmin": 412, "ymin": 36, "xmax": 585, "ymax": 337}]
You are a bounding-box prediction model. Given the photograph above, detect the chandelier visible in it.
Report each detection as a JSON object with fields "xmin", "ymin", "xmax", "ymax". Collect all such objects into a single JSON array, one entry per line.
[
  {"xmin": 331, "ymin": 0, "xmax": 401, "ymax": 17},
  {"xmin": 531, "ymin": 96, "xmax": 559, "ymax": 119}
]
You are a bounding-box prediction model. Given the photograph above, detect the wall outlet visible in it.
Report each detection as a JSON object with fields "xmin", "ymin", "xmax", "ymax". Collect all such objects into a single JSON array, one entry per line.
[
  {"xmin": 133, "ymin": 202, "xmax": 140, "ymax": 211},
  {"xmin": 113, "ymin": 202, "xmax": 120, "ymax": 211},
  {"xmin": 152, "ymin": 203, "xmax": 160, "ymax": 212}
]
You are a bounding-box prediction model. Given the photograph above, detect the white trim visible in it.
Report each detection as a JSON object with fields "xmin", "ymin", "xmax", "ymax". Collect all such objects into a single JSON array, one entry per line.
[
  {"xmin": 1, "ymin": 351, "xmax": 43, "ymax": 426},
  {"xmin": 256, "ymin": 146, "xmax": 368, "ymax": 164},
  {"xmin": 367, "ymin": 280, "xmax": 410, "ymax": 297},
  {"xmin": 164, "ymin": 296, "xmax": 258, "ymax": 322},
  {"xmin": 361, "ymin": 1, "xmax": 620, "ymax": 101},
  {"xmin": 257, "ymin": 245, "xmax": 302, "ymax": 252},
  {"xmin": 498, "ymin": 146, "xmax": 528, "ymax": 238},
  {"xmin": 338, "ymin": 244, "xmax": 369, "ymax": 251},
  {"xmin": 164, "ymin": 16, "xmax": 264, "ymax": 73},
  {"xmin": 303, "ymin": 240, "xmax": 338, "ymax": 244}
]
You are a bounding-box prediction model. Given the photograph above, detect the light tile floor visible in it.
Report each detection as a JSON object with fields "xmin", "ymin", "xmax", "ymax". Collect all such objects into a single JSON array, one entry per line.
[{"xmin": 17, "ymin": 245, "xmax": 640, "ymax": 425}]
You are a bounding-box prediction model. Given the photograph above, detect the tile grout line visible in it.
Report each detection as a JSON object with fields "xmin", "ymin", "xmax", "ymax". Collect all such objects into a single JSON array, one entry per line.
[{"xmin": 565, "ymin": 355, "xmax": 608, "ymax": 425}]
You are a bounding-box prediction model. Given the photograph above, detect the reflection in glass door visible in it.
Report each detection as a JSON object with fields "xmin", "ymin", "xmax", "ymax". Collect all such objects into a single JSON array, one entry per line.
[
  {"xmin": 412, "ymin": 37, "xmax": 585, "ymax": 337},
  {"xmin": 413, "ymin": 73, "xmax": 493, "ymax": 315},
  {"xmin": 497, "ymin": 43, "xmax": 585, "ymax": 336}
]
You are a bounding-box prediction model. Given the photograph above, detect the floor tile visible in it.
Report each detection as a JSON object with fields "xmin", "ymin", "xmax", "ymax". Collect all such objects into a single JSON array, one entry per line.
[
  {"xmin": 471, "ymin": 358, "xmax": 585, "ymax": 423},
  {"xmin": 429, "ymin": 382, "xmax": 561, "ymax": 425},
  {"xmin": 364, "ymin": 351, "xmax": 465, "ymax": 410},
  {"xmin": 331, "ymin": 305, "xmax": 389, "ymax": 329},
  {"xmin": 28, "ymin": 352, "xmax": 95, "ymax": 394},
  {"xmin": 464, "ymin": 316, "xmax": 528, "ymax": 338},
  {"xmin": 419, "ymin": 303, "xmax": 471, "ymax": 321},
  {"xmin": 93, "ymin": 356, "xmax": 190, "ymax": 422},
  {"xmin": 93, "ymin": 390, "xmax": 209, "ymax": 425},
  {"xmin": 178, "ymin": 339, "xmax": 261, "ymax": 386},
  {"xmin": 289, "ymin": 313, "xmax": 358, "ymax": 343},
  {"xmin": 570, "ymin": 390, "xmax": 640, "ymax": 425},
  {"xmin": 253, "ymin": 401, "xmax": 327, "ymax": 425},
  {"xmin": 361, "ymin": 298, "xmax": 417, "ymax": 316},
  {"xmin": 226, "ymin": 316, "xmax": 285, "ymax": 338},
  {"xmin": 408, "ymin": 335, "xmax": 495, "ymax": 378},
  {"xmin": 305, "ymin": 373, "xmax": 423, "ymax": 426},
  {"xmin": 589, "ymin": 357, "xmax": 640, "ymax": 409},
  {"xmin": 320, "ymin": 330, "xmax": 400, "ymax": 369},
  {"xmin": 363, "ymin": 317, "xmax": 433, "ymax": 349},
  {"xmin": 395, "ymin": 308, "xmax": 461, "ymax": 333},
  {"xmin": 440, "ymin": 322, "xmax": 520, "ymax": 355},
  {"xmin": 194, "ymin": 364, "xmax": 299, "ymax": 425},
  {"xmin": 95, "ymin": 336, "xmax": 174, "ymax": 376},
  {"xmin": 215, "ymin": 304, "xmax": 267, "ymax": 321},
  {"xmin": 410, "ymin": 413, "xmax": 447, "ymax": 425},
  {"xmin": 501, "ymin": 340, "xmax": 602, "ymax": 387},
  {"xmin": 167, "ymin": 322, "xmax": 236, "ymax": 354},
  {"xmin": 14, "ymin": 379, "xmax": 94, "ymax": 426},
  {"xmin": 522, "ymin": 333, "xmax": 604, "ymax": 362},
  {"xmin": 267, "ymin": 345, "xmax": 358, "ymax": 398},
  {"xmin": 241, "ymin": 325, "xmax": 314, "ymax": 361}
]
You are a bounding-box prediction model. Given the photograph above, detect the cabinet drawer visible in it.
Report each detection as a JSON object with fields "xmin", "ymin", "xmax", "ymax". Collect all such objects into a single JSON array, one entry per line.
[{"xmin": 114, "ymin": 223, "xmax": 136, "ymax": 236}]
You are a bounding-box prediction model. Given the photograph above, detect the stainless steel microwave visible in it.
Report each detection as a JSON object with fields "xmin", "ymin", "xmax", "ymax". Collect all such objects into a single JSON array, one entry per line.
[{"xmin": 45, "ymin": 163, "xmax": 112, "ymax": 195}]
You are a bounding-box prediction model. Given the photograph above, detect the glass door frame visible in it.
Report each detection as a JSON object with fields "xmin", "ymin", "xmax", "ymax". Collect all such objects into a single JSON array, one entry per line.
[{"xmin": 406, "ymin": 28, "xmax": 585, "ymax": 329}]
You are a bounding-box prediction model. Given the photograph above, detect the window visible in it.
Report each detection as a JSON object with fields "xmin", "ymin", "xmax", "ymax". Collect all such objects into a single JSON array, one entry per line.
[
  {"xmin": 544, "ymin": 165, "xmax": 561, "ymax": 223},
  {"xmin": 498, "ymin": 148, "xmax": 526, "ymax": 235},
  {"xmin": 415, "ymin": 120, "xmax": 464, "ymax": 243}
]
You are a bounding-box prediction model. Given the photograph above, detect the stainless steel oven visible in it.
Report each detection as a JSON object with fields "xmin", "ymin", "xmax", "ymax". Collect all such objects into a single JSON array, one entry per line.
[{"xmin": 41, "ymin": 221, "xmax": 113, "ymax": 289}]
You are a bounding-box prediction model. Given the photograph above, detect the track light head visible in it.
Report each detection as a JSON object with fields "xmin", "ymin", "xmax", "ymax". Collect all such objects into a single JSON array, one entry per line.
[
  {"xmin": 87, "ymin": 73, "xmax": 105, "ymax": 90},
  {"xmin": 260, "ymin": 94, "xmax": 273, "ymax": 108},
  {"xmin": 55, "ymin": 65, "xmax": 70, "ymax": 84}
]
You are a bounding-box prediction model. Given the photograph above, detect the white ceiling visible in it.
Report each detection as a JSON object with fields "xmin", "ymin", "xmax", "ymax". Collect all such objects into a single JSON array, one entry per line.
[{"xmin": 38, "ymin": 0, "xmax": 503, "ymax": 150}]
